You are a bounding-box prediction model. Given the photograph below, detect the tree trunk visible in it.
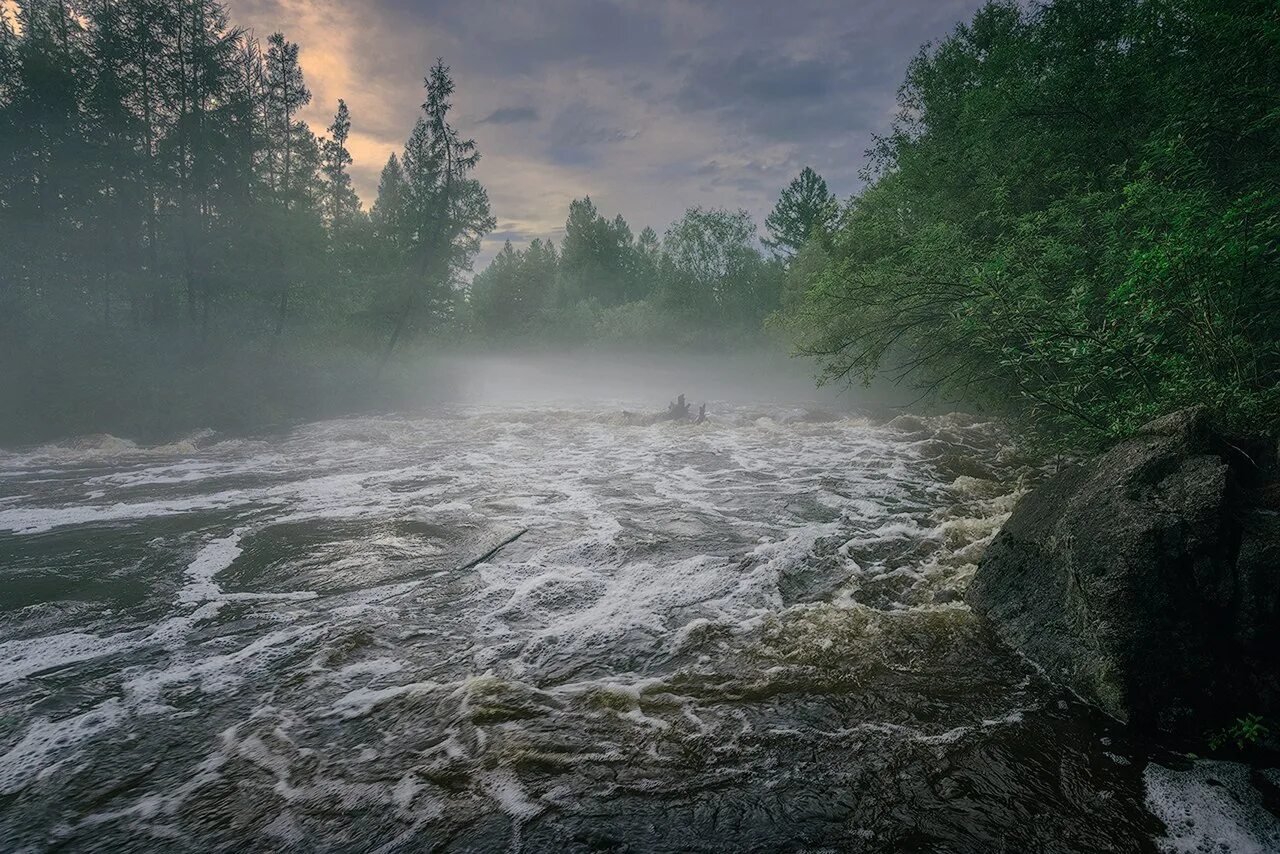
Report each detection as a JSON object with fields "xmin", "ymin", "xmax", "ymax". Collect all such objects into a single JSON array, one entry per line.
[
  {"xmin": 275, "ymin": 281, "xmax": 290, "ymax": 338},
  {"xmin": 376, "ymin": 292, "xmax": 414, "ymax": 376}
]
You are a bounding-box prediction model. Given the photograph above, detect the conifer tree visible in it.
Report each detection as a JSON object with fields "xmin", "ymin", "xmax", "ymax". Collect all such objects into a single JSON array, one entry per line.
[
  {"xmin": 264, "ymin": 31, "xmax": 311, "ymax": 210},
  {"xmin": 378, "ymin": 59, "xmax": 493, "ymax": 365},
  {"xmin": 371, "ymin": 152, "xmax": 405, "ymax": 240},
  {"xmin": 84, "ymin": 0, "xmax": 146, "ymax": 324},
  {"xmin": 764, "ymin": 166, "xmax": 838, "ymax": 258},
  {"xmin": 320, "ymin": 99, "xmax": 359, "ymax": 228},
  {"xmin": 261, "ymin": 30, "xmax": 322, "ymax": 335}
]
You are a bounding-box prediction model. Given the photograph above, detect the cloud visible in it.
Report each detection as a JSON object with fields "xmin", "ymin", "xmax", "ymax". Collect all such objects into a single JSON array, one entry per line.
[
  {"xmin": 227, "ymin": 0, "xmax": 990, "ymax": 269},
  {"xmin": 547, "ymin": 102, "xmax": 638, "ymax": 150},
  {"xmin": 678, "ymin": 51, "xmax": 833, "ymax": 111},
  {"xmin": 479, "ymin": 106, "xmax": 540, "ymax": 125}
]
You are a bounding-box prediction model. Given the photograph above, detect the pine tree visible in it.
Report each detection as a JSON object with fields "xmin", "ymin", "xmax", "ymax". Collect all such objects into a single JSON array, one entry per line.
[
  {"xmin": 764, "ymin": 166, "xmax": 838, "ymax": 258},
  {"xmin": 260, "ymin": 30, "xmax": 322, "ymax": 335},
  {"xmin": 0, "ymin": 7, "xmax": 19, "ymax": 107},
  {"xmin": 263, "ymin": 31, "xmax": 311, "ymax": 210},
  {"xmin": 558, "ymin": 196, "xmax": 638, "ymax": 305},
  {"xmin": 159, "ymin": 0, "xmax": 251, "ymax": 330},
  {"xmin": 118, "ymin": 0, "xmax": 174, "ymax": 322},
  {"xmin": 83, "ymin": 0, "xmax": 147, "ymax": 325},
  {"xmin": 0, "ymin": 5, "xmax": 23, "ymax": 300},
  {"xmin": 371, "ymin": 152, "xmax": 405, "ymax": 240},
  {"xmin": 3, "ymin": 0, "xmax": 88, "ymax": 303},
  {"xmin": 320, "ymin": 99, "xmax": 359, "ymax": 228},
  {"xmin": 378, "ymin": 59, "xmax": 493, "ymax": 366}
]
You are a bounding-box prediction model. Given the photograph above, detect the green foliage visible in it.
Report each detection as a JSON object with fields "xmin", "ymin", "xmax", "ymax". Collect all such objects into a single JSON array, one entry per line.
[
  {"xmin": 558, "ymin": 196, "xmax": 642, "ymax": 306},
  {"xmin": 1207, "ymin": 714, "xmax": 1272, "ymax": 752},
  {"xmin": 660, "ymin": 206, "xmax": 783, "ymax": 323},
  {"xmin": 784, "ymin": 0, "xmax": 1280, "ymax": 446},
  {"xmin": 0, "ymin": 0, "xmax": 507, "ymax": 438},
  {"xmin": 468, "ymin": 202, "xmax": 784, "ymax": 346},
  {"xmin": 320, "ymin": 99, "xmax": 360, "ymax": 228},
  {"xmin": 764, "ymin": 166, "xmax": 839, "ymax": 257},
  {"xmin": 469, "ymin": 238, "xmax": 558, "ymax": 335},
  {"xmin": 372, "ymin": 59, "xmax": 494, "ymax": 360}
]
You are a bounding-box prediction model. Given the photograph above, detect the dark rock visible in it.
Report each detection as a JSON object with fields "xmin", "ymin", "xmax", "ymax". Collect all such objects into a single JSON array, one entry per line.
[{"xmin": 967, "ymin": 407, "xmax": 1280, "ymax": 736}]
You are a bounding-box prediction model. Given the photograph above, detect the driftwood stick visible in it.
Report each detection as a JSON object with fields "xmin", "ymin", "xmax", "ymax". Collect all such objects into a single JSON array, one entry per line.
[{"xmin": 459, "ymin": 527, "xmax": 528, "ymax": 571}]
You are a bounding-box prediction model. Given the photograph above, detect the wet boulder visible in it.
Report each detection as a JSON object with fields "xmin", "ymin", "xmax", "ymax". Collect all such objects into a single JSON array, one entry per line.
[{"xmin": 968, "ymin": 408, "xmax": 1280, "ymax": 736}]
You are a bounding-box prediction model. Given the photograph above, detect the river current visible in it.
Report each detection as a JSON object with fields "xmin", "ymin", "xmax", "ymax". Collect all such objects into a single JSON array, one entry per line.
[{"xmin": 1, "ymin": 363, "xmax": 1276, "ymax": 852}]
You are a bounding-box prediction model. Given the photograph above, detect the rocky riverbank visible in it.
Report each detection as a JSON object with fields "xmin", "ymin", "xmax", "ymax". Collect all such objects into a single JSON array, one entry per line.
[{"xmin": 969, "ymin": 408, "xmax": 1280, "ymax": 743}]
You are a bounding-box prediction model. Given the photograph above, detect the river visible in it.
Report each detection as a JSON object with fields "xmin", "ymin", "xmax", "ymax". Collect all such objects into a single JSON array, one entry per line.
[{"xmin": 0, "ymin": 355, "xmax": 1274, "ymax": 852}]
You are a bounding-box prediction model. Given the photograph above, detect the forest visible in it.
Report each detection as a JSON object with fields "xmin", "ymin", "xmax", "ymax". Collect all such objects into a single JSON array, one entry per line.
[
  {"xmin": 2, "ymin": 0, "xmax": 1278, "ymax": 447},
  {"xmin": 0, "ymin": 0, "xmax": 833, "ymax": 442},
  {"xmin": 785, "ymin": 0, "xmax": 1280, "ymax": 446}
]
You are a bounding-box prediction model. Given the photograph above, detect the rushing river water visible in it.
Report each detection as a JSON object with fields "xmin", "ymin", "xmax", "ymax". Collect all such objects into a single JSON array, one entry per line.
[{"xmin": 1, "ymin": 364, "xmax": 1277, "ymax": 852}]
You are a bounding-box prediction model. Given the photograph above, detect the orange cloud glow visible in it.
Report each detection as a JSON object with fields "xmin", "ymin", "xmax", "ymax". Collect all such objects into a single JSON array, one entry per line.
[{"xmin": 232, "ymin": 0, "xmax": 410, "ymax": 206}]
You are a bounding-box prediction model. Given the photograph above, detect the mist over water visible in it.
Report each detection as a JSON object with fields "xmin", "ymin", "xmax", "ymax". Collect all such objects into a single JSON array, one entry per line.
[
  {"xmin": 415, "ymin": 350, "xmax": 864, "ymax": 410},
  {"xmin": 0, "ymin": 353, "xmax": 1271, "ymax": 852}
]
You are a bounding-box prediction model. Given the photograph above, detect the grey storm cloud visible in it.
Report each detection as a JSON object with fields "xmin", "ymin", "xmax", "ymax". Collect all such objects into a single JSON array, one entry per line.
[
  {"xmin": 232, "ymin": 0, "xmax": 990, "ymax": 266},
  {"xmin": 673, "ymin": 50, "xmax": 883, "ymax": 141},
  {"xmin": 479, "ymin": 106, "xmax": 540, "ymax": 125},
  {"xmin": 678, "ymin": 51, "xmax": 833, "ymax": 109}
]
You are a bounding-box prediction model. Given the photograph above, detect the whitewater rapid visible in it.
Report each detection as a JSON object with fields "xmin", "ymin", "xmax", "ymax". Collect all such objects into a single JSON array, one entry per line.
[{"xmin": 0, "ymin": 402, "xmax": 1274, "ymax": 852}]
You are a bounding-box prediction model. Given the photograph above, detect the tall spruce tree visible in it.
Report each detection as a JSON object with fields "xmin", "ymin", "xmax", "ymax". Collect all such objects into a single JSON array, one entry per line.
[
  {"xmin": 378, "ymin": 59, "xmax": 493, "ymax": 366},
  {"xmin": 84, "ymin": 0, "xmax": 147, "ymax": 325},
  {"xmin": 371, "ymin": 152, "xmax": 405, "ymax": 240},
  {"xmin": 262, "ymin": 30, "xmax": 321, "ymax": 335},
  {"xmin": 320, "ymin": 99, "xmax": 359, "ymax": 228},
  {"xmin": 263, "ymin": 31, "xmax": 310, "ymax": 209},
  {"xmin": 764, "ymin": 166, "xmax": 838, "ymax": 258},
  {"xmin": 558, "ymin": 197, "xmax": 639, "ymax": 306}
]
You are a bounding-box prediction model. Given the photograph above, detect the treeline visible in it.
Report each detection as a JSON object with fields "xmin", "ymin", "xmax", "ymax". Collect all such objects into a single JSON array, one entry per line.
[
  {"xmin": 0, "ymin": 0, "xmax": 834, "ymax": 441},
  {"xmin": 471, "ymin": 203, "xmax": 761, "ymax": 346},
  {"xmin": 469, "ymin": 167, "xmax": 839, "ymax": 345},
  {"xmin": 0, "ymin": 0, "xmax": 830, "ymax": 361},
  {"xmin": 0, "ymin": 0, "xmax": 489, "ymax": 350},
  {"xmin": 0, "ymin": 0, "xmax": 497, "ymax": 440},
  {"xmin": 782, "ymin": 0, "xmax": 1280, "ymax": 445}
]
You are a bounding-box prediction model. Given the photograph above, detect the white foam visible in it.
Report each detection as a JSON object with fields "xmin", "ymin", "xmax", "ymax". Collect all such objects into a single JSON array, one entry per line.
[
  {"xmin": 0, "ymin": 699, "xmax": 125, "ymax": 794},
  {"xmin": 1145, "ymin": 760, "xmax": 1280, "ymax": 853},
  {"xmin": 0, "ymin": 490, "xmax": 255, "ymax": 534},
  {"xmin": 0, "ymin": 630, "xmax": 137, "ymax": 686},
  {"xmin": 123, "ymin": 626, "xmax": 324, "ymax": 712},
  {"xmin": 479, "ymin": 769, "xmax": 543, "ymax": 820},
  {"xmin": 330, "ymin": 680, "xmax": 444, "ymax": 719},
  {"xmin": 178, "ymin": 532, "xmax": 244, "ymax": 604},
  {"xmin": 337, "ymin": 658, "xmax": 406, "ymax": 679}
]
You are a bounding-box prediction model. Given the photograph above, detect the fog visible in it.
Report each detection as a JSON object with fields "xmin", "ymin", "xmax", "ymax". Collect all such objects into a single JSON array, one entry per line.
[
  {"xmin": 0, "ymin": 342, "xmax": 924, "ymax": 449},
  {"xmin": 410, "ymin": 348, "xmax": 912, "ymax": 414}
]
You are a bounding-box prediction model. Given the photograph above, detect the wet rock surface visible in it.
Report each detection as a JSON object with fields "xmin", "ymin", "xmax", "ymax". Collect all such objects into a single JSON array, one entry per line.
[{"xmin": 969, "ymin": 408, "xmax": 1280, "ymax": 736}]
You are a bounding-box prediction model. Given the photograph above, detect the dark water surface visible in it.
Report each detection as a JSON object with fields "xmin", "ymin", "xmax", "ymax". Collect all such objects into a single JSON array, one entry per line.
[{"xmin": 1, "ymin": 392, "xmax": 1274, "ymax": 852}]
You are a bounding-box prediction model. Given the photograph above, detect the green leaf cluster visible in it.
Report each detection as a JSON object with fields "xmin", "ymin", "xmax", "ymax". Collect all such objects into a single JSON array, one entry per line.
[{"xmin": 784, "ymin": 0, "xmax": 1280, "ymax": 445}]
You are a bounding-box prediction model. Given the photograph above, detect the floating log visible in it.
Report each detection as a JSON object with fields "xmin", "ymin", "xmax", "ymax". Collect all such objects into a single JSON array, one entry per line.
[{"xmin": 622, "ymin": 394, "xmax": 708, "ymax": 426}]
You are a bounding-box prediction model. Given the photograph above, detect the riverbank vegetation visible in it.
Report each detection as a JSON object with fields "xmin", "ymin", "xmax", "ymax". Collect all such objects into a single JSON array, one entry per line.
[
  {"xmin": 0, "ymin": 1, "xmax": 493, "ymax": 440},
  {"xmin": 782, "ymin": 0, "xmax": 1280, "ymax": 446},
  {"xmin": 3, "ymin": 0, "xmax": 1276, "ymax": 447},
  {"xmin": 469, "ymin": 201, "xmax": 787, "ymax": 347},
  {"xmin": 0, "ymin": 0, "xmax": 817, "ymax": 442}
]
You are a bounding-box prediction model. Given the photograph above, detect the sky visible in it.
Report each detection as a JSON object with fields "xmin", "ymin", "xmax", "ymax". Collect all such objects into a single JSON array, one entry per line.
[{"xmin": 229, "ymin": 0, "xmax": 987, "ymax": 266}]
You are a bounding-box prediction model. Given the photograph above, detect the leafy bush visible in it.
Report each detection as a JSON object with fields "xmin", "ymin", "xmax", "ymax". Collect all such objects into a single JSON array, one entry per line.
[
  {"xmin": 785, "ymin": 0, "xmax": 1280, "ymax": 447},
  {"xmin": 1207, "ymin": 714, "xmax": 1272, "ymax": 752}
]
